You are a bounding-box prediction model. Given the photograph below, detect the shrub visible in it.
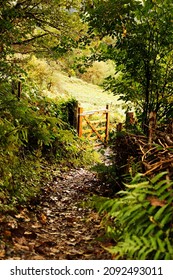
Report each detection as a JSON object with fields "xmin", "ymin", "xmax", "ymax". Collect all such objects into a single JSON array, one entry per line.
[
  {"xmin": 81, "ymin": 60, "xmax": 115, "ymax": 85},
  {"xmin": 91, "ymin": 172, "xmax": 173, "ymax": 259},
  {"xmin": 0, "ymin": 88, "xmax": 97, "ymax": 212}
]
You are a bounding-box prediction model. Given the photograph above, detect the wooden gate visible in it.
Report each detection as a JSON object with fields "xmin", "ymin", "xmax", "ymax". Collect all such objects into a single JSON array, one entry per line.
[{"xmin": 77, "ymin": 105, "xmax": 110, "ymax": 145}]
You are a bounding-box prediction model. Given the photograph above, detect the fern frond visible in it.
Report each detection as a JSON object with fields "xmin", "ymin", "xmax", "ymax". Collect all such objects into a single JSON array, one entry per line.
[
  {"xmin": 149, "ymin": 235, "xmax": 157, "ymax": 250},
  {"xmin": 125, "ymin": 181, "xmax": 149, "ymax": 189},
  {"xmin": 156, "ymin": 181, "xmax": 173, "ymax": 195},
  {"xmin": 165, "ymin": 238, "xmax": 173, "ymax": 255},
  {"xmin": 143, "ymin": 223, "xmax": 157, "ymax": 236},
  {"xmin": 150, "ymin": 172, "xmax": 168, "ymax": 184},
  {"xmin": 160, "ymin": 213, "xmax": 172, "ymax": 227},
  {"xmin": 157, "ymin": 237, "xmax": 165, "ymax": 252},
  {"xmin": 92, "ymin": 172, "xmax": 173, "ymax": 259},
  {"xmin": 154, "ymin": 204, "xmax": 169, "ymax": 221},
  {"xmin": 154, "ymin": 250, "xmax": 162, "ymax": 260}
]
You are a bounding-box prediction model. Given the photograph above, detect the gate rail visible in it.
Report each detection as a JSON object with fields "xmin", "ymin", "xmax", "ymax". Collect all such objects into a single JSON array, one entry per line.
[{"xmin": 77, "ymin": 105, "xmax": 110, "ymax": 145}]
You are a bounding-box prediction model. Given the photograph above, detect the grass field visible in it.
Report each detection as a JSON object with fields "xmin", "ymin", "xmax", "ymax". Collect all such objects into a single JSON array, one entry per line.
[
  {"xmin": 27, "ymin": 57, "xmax": 127, "ymax": 123},
  {"xmin": 46, "ymin": 71, "xmax": 127, "ymax": 123}
]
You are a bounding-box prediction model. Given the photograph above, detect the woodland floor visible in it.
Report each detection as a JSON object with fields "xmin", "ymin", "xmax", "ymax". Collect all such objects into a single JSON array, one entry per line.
[{"xmin": 0, "ymin": 160, "xmax": 113, "ymax": 260}]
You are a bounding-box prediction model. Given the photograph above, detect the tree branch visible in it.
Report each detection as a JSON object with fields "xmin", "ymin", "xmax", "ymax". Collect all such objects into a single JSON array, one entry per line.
[{"xmin": 13, "ymin": 33, "xmax": 49, "ymax": 45}]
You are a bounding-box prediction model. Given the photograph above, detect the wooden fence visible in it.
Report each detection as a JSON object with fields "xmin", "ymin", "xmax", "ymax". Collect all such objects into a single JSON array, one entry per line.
[{"xmin": 77, "ymin": 105, "xmax": 110, "ymax": 145}]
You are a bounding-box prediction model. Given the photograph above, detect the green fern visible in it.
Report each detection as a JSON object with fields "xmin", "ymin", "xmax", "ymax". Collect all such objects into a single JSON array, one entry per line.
[
  {"xmin": 93, "ymin": 172, "xmax": 173, "ymax": 259},
  {"xmin": 0, "ymin": 90, "xmax": 98, "ymax": 212}
]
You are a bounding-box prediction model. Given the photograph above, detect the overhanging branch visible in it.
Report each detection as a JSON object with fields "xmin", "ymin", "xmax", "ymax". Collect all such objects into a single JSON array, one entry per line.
[{"xmin": 13, "ymin": 33, "xmax": 49, "ymax": 45}]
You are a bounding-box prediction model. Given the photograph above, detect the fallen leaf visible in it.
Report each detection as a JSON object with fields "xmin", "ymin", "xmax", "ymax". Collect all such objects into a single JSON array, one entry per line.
[
  {"xmin": 6, "ymin": 216, "xmax": 18, "ymax": 229},
  {"xmin": 24, "ymin": 231, "xmax": 37, "ymax": 239},
  {"xmin": 32, "ymin": 255, "xmax": 45, "ymax": 260},
  {"xmin": 13, "ymin": 243, "xmax": 30, "ymax": 251},
  {"xmin": 4, "ymin": 230, "xmax": 12, "ymax": 237},
  {"xmin": 11, "ymin": 226, "xmax": 25, "ymax": 237},
  {"xmin": 147, "ymin": 196, "xmax": 166, "ymax": 207},
  {"xmin": 66, "ymin": 248, "xmax": 85, "ymax": 255},
  {"xmin": 0, "ymin": 250, "xmax": 5, "ymax": 258},
  {"xmin": 9, "ymin": 257, "xmax": 21, "ymax": 260},
  {"xmin": 65, "ymin": 241, "xmax": 78, "ymax": 246},
  {"xmin": 87, "ymin": 212, "xmax": 100, "ymax": 222},
  {"xmin": 0, "ymin": 215, "xmax": 5, "ymax": 223},
  {"xmin": 31, "ymin": 222, "xmax": 42, "ymax": 229},
  {"xmin": 8, "ymin": 256, "xmax": 21, "ymax": 261},
  {"xmin": 15, "ymin": 209, "xmax": 30, "ymax": 222},
  {"xmin": 81, "ymin": 236, "xmax": 93, "ymax": 241},
  {"xmin": 13, "ymin": 236, "xmax": 27, "ymax": 246},
  {"xmin": 0, "ymin": 167, "xmax": 112, "ymax": 260},
  {"xmin": 40, "ymin": 213, "xmax": 47, "ymax": 224},
  {"xmin": 28, "ymin": 242, "xmax": 36, "ymax": 251}
]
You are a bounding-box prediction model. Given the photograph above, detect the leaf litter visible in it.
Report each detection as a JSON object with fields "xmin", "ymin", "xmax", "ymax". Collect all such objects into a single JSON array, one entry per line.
[{"xmin": 0, "ymin": 168, "xmax": 112, "ymax": 260}]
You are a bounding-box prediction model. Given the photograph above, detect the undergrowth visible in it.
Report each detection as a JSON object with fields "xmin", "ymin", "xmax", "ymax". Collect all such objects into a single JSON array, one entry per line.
[
  {"xmin": 92, "ymin": 131, "xmax": 143, "ymax": 193},
  {"xmin": 91, "ymin": 172, "xmax": 173, "ymax": 259},
  {"xmin": 0, "ymin": 89, "xmax": 98, "ymax": 213}
]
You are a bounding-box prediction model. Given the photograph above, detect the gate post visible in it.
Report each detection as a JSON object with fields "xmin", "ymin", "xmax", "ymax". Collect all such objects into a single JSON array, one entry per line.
[
  {"xmin": 148, "ymin": 111, "xmax": 156, "ymax": 147},
  {"xmin": 77, "ymin": 107, "xmax": 83, "ymax": 137},
  {"xmin": 67, "ymin": 100, "xmax": 78, "ymax": 129},
  {"xmin": 116, "ymin": 123, "xmax": 123, "ymax": 132},
  {"xmin": 105, "ymin": 104, "xmax": 110, "ymax": 143},
  {"xmin": 125, "ymin": 111, "xmax": 135, "ymax": 129}
]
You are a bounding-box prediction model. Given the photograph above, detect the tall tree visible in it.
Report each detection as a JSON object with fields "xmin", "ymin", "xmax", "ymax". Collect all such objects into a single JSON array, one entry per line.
[
  {"xmin": 83, "ymin": 0, "xmax": 173, "ymax": 132},
  {"xmin": 0, "ymin": 0, "xmax": 83, "ymax": 81}
]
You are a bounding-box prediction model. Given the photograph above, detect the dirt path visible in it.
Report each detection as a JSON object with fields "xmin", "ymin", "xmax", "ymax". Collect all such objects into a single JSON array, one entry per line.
[{"xmin": 0, "ymin": 168, "xmax": 112, "ymax": 260}]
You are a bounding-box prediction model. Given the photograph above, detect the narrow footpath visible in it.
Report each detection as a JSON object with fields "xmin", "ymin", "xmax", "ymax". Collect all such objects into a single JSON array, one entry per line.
[{"xmin": 0, "ymin": 167, "xmax": 112, "ymax": 260}]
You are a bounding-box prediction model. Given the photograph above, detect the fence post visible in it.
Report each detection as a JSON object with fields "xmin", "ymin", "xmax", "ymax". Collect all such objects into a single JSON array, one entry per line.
[
  {"xmin": 116, "ymin": 123, "xmax": 123, "ymax": 132},
  {"xmin": 148, "ymin": 111, "xmax": 156, "ymax": 147},
  {"xmin": 77, "ymin": 107, "xmax": 83, "ymax": 137},
  {"xmin": 125, "ymin": 111, "xmax": 135, "ymax": 129},
  {"xmin": 68, "ymin": 101, "xmax": 78, "ymax": 129},
  {"xmin": 105, "ymin": 104, "xmax": 110, "ymax": 143},
  {"xmin": 73, "ymin": 101, "xmax": 79, "ymax": 130}
]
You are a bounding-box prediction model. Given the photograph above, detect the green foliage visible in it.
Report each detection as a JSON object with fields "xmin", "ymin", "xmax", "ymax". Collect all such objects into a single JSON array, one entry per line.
[
  {"xmin": 91, "ymin": 131, "xmax": 144, "ymax": 193},
  {"xmin": 84, "ymin": 0, "xmax": 173, "ymax": 132},
  {"xmin": 0, "ymin": 86, "xmax": 97, "ymax": 212},
  {"xmin": 81, "ymin": 60, "xmax": 115, "ymax": 85},
  {"xmin": 0, "ymin": 0, "xmax": 84, "ymax": 81},
  {"xmin": 91, "ymin": 172, "xmax": 173, "ymax": 259},
  {"xmin": 0, "ymin": 155, "xmax": 42, "ymax": 211},
  {"xmin": 111, "ymin": 132, "xmax": 143, "ymax": 186},
  {"xmin": 92, "ymin": 162, "xmax": 119, "ymax": 189}
]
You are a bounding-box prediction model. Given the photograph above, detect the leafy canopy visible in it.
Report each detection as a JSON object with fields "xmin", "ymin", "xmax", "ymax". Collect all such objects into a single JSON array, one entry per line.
[
  {"xmin": 0, "ymin": 0, "xmax": 84, "ymax": 80},
  {"xmin": 83, "ymin": 0, "xmax": 173, "ymax": 130}
]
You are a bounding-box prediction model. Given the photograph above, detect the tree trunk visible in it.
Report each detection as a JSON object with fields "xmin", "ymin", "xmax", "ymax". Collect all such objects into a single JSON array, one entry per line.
[{"xmin": 143, "ymin": 64, "xmax": 151, "ymax": 135}]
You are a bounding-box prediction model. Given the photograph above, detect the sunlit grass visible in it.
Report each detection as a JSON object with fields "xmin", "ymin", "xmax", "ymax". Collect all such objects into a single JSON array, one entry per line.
[
  {"xmin": 26, "ymin": 57, "xmax": 127, "ymax": 123},
  {"xmin": 48, "ymin": 72, "xmax": 126, "ymax": 123}
]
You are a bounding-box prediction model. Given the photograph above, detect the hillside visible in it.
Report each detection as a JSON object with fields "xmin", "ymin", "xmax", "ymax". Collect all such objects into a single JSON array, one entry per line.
[
  {"xmin": 26, "ymin": 56, "xmax": 126, "ymax": 122},
  {"xmin": 43, "ymin": 71, "xmax": 126, "ymax": 123}
]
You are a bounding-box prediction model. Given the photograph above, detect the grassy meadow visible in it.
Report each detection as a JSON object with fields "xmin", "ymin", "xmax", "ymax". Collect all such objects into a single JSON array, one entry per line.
[{"xmin": 26, "ymin": 57, "xmax": 128, "ymax": 124}]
